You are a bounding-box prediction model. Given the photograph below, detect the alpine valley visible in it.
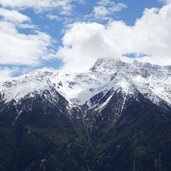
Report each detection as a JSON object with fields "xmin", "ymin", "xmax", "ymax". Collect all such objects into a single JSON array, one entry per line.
[{"xmin": 0, "ymin": 58, "xmax": 171, "ymax": 171}]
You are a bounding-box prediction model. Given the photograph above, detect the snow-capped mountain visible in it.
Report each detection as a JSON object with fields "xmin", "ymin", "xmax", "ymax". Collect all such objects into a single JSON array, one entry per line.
[
  {"xmin": 1, "ymin": 58, "xmax": 171, "ymax": 110},
  {"xmin": 1, "ymin": 58, "xmax": 171, "ymax": 171}
]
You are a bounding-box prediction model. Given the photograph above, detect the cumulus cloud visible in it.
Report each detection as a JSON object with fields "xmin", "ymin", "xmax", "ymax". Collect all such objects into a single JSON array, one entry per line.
[
  {"xmin": 57, "ymin": 3, "xmax": 171, "ymax": 72},
  {"xmin": 1, "ymin": 0, "xmax": 171, "ymax": 80},
  {"xmin": 0, "ymin": 8, "xmax": 55, "ymax": 66}
]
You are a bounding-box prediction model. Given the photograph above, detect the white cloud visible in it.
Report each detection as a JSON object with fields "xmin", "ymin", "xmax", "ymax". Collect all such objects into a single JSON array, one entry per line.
[
  {"xmin": 0, "ymin": 66, "xmax": 34, "ymax": 81},
  {"xmin": 0, "ymin": 68, "xmax": 14, "ymax": 81},
  {"xmin": 0, "ymin": 8, "xmax": 30, "ymax": 23},
  {"xmin": 46, "ymin": 14, "xmax": 60, "ymax": 21},
  {"xmin": 0, "ymin": 27, "xmax": 53, "ymax": 65},
  {"xmin": 93, "ymin": 6, "xmax": 110, "ymax": 18},
  {"xmin": 0, "ymin": 0, "xmax": 79, "ymax": 15},
  {"xmin": 57, "ymin": 3, "xmax": 171, "ymax": 72},
  {"xmin": 58, "ymin": 22, "xmax": 112, "ymax": 72},
  {"xmin": 93, "ymin": 0, "xmax": 127, "ymax": 19},
  {"xmin": 0, "ymin": 8, "xmax": 55, "ymax": 66}
]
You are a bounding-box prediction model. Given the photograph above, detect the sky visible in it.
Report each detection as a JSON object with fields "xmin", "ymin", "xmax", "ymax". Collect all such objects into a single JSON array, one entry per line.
[{"xmin": 0, "ymin": 0, "xmax": 171, "ymax": 80}]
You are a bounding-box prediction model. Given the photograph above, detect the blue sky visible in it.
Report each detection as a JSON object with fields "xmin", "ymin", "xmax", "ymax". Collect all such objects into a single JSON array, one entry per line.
[
  {"xmin": 22, "ymin": 0, "xmax": 163, "ymax": 42},
  {"xmin": 20, "ymin": 0, "xmax": 163, "ymax": 67},
  {"xmin": 0, "ymin": 0, "xmax": 171, "ymax": 79}
]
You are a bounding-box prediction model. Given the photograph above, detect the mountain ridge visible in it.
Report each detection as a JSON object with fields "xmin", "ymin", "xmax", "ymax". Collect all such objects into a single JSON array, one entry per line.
[{"xmin": 1, "ymin": 58, "xmax": 171, "ymax": 110}]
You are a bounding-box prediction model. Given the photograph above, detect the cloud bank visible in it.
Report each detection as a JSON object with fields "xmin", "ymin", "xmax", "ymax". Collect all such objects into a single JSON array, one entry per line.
[
  {"xmin": 0, "ymin": 0, "xmax": 171, "ymax": 78},
  {"xmin": 58, "ymin": 3, "xmax": 171, "ymax": 72}
]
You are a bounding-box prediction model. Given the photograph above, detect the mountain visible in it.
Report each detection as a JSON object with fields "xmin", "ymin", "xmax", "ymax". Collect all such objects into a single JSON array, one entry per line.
[
  {"xmin": 0, "ymin": 58, "xmax": 171, "ymax": 171},
  {"xmin": 1, "ymin": 58, "xmax": 171, "ymax": 108}
]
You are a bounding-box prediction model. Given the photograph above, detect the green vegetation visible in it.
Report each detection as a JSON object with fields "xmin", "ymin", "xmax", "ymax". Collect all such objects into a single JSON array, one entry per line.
[{"xmin": 0, "ymin": 95, "xmax": 171, "ymax": 171}]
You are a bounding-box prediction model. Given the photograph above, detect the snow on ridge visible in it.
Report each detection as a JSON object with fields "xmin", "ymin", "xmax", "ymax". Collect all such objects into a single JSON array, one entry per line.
[
  {"xmin": 0, "ymin": 58, "xmax": 171, "ymax": 108},
  {"xmin": 0, "ymin": 72, "xmax": 55, "ymax": 102}
]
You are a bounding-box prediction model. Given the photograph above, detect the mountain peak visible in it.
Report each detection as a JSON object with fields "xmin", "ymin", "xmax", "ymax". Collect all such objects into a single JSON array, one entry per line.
[
  {"xmin": 1, "ymin": 58, "xmax": 171, "ymax": 110},
  {"xmin": 91, "ymin": 58, "xmax": 126, "ymax": 72}
]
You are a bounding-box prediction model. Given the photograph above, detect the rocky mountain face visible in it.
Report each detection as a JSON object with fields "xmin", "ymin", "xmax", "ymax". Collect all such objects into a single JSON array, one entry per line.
[{"xmin": 0, "ymin": 58, "xmax": 171, "ymax": 171}]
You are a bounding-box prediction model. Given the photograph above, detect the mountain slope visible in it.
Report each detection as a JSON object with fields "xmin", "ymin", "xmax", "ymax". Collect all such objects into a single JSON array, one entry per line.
[
  {"xmin": 0, "ymin": 58, "xmax": 171, "ymax": 171},
  {"xmin": 85, "ymin": 88, "xmax": 171, "ymax": 171}
]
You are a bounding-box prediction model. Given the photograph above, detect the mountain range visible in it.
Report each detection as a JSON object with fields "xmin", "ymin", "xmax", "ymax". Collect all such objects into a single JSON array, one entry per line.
[{"xmin": 0, "ymin": 58, "xmax": 171, "ymax": 171}]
